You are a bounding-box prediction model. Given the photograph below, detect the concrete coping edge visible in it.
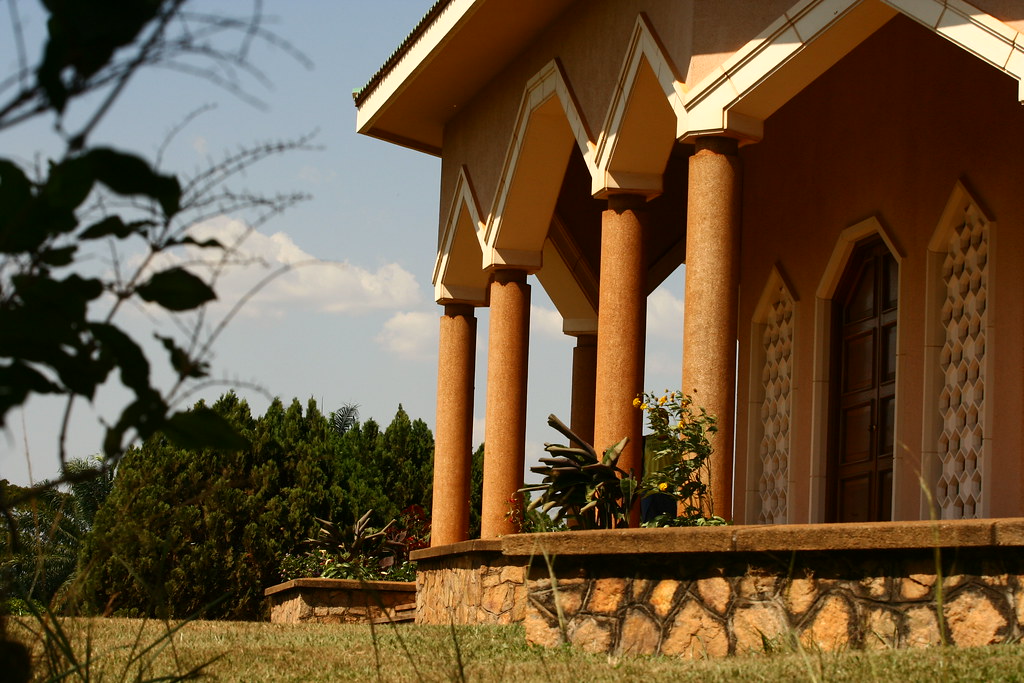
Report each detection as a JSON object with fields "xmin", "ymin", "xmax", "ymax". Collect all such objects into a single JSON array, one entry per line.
[
  {"xmin": 410, "ymin": 538, "xmax": 504, "ymax": 561},
  {"xmin": 264, "ymin": 577, "xmax": 416, "ymax": 597},
  {"xmin": 495, "ymin": 518, "xmax": 1024, "ymax": 557}
]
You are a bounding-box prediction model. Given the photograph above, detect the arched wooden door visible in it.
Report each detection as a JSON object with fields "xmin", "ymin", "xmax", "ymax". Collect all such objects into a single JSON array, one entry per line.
[{"xmin": 828, "ymin": 238, "xmax": 897, "ymax": 522}]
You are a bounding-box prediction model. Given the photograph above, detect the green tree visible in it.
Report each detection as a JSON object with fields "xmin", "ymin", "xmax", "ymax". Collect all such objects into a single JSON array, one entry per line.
[
  {"xmin": 80, "ymin": 394, "xmax": 346, "ymax": 619},
  {"xmin": 0, "ymin": 458, "xmax": 113, "ymax": 611},
  {"xmin": 335, "ymin": 405, "xmax": 434, "ymax": 524},
  {"xmin": 469, "ymin": 443, "xmax": 484, "ymax": 538}
]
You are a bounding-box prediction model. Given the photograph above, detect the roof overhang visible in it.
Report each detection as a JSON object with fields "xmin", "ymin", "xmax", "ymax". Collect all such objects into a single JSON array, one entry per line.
[{"xmin": 354, "ymin": 0, "xmax": 575, "ymax": 156}]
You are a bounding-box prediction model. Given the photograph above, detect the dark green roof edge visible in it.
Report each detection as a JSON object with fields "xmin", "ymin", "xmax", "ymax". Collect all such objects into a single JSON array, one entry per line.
[{"xmin": 353, "ymin": 0, "xmax": 453, "ymax": 107}]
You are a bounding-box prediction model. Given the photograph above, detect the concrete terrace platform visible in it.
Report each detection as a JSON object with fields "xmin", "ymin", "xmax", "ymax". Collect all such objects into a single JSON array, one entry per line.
[{"xmin": 412, "ymin": 519, "xmax": 1024, "ymax": 656}]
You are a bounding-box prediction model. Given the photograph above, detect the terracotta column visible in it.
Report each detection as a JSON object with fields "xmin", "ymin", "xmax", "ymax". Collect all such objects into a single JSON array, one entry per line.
[
  {"xmin": 683, "ymin": 136, "xmax": 742, "ymax": 519},
  {"xmin": 593, "ymin": 194, "xmax": 647, "ymax": 524},
  {"xmin": 570, "ymin": 334, "xmax": 597, "ymax": 445},
  {"xmin": 481, "ymin": 269, "xmax": 531, "ymax": 538},
  {"xmin": 431, "ymin": 303, "xmax": 476, "ymax": 547}
]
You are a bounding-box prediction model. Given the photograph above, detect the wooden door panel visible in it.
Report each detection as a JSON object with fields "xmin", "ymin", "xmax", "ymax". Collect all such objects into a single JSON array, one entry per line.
[
  {"xmin": 843, "ymin": 330, "xmax": 876, "ymax": 393},
  {"xmin": 839, "ymin": 475, "xmax": 871, "ymax": 522},
  {"xmin": 841, "ymin": 402, "xmax": 873, "ymax": 464},
  {"xmin": 829, "ymin": 238, "xmax": 897, "ymax": 523}
]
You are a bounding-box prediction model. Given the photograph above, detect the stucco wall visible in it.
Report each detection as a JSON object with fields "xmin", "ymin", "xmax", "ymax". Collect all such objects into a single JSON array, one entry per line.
[
  {"xmin": 737, "ymin": 15, "xmax": 1024, "ymax": 523},
  {"xmin": 436, "ymin": 0, "xmax": 793, "ymax": 240}
]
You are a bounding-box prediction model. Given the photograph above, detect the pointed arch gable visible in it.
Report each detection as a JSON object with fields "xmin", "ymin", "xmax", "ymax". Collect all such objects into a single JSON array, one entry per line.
[
  {"xmin": 434, "ymin": 167, "xmax": 489, "ymax": 305},
  {"xmin": 593, "ymin": 14, "xmax": 687, "ymax": 198},
  {"xmin": 681, "ymin": 0, "xmax": 1024, "ymax": 143},
  {"xmin": 482, "ymin": 60, "xmax": 595, "ymax": 270},
  {"xmin": 536, "ymin": 216, "xmax": 599, "ymax": 335}
]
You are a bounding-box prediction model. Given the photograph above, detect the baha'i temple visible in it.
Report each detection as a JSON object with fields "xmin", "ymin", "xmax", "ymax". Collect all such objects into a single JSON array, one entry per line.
[{"xmin": 347, "ymin": 0, "xmax": 1024, "ymax": 654}]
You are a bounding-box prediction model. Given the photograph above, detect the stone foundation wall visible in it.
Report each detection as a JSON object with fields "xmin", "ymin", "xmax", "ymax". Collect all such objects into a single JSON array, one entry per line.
[
  {"xmin": 480, "ymin": 518, "xmax": 1024, "ymax": 656},
  {"xmin": 412, "ymin": 540, "xmax": 528, "ymax": 625},
  {"xmin": 523, "ymin": 547, "xmax": 1024, "ymax": 656},
  {"xmin": 265, "ymin": 578, "xmax": 415, "ymax": 624}
]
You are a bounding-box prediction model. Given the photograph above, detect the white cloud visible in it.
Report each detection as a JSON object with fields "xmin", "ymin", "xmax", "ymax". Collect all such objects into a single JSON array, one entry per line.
[
  {"xmin": 376, "ymin": 311, "xmax": 438, "ymax": 360},
  {"xmin": 192, "ymin": 136, "xmax": 208, "ymax": 158},
  {"xmin": 646, "ymin": 288, "xmax": 684, "ymax": 339},
  {"xmin": 530, "ymin": 305, "xmax": 563, "ymax": 339},
  {"xmin": 138, "ymin": 216, "xmax": 421, "ymax": 318},
  {"xmin": 472, "ymin": 417, "xmax": 486, "ymax": 449},
  {"xmin": 297, "ymin": 165, "xmax": 337, "ymax": 185}
]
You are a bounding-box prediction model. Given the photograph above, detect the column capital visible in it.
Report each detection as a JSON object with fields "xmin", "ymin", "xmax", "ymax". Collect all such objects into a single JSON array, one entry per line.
[
  {"xmin": 606, "ymin": 192, "xmax": 649, "ymax": 213},
  {"xmin": 490, "ymin": 268, "xmax": 528, "ymax": 286},
  {"xmin": 442, "ymin": 302, "xmax": 476, "ymax": 316},
  {"xmin": 694, "ymin": 135, "xmax": 740, "ymax": 156}
]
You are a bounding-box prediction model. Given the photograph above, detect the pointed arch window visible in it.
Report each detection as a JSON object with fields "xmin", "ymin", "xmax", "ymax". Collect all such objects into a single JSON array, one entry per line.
[
  {"xmin": 925, "ymin": 183, "xmax": 993, "ymax": 519},
  {"xmin": 749, "ymin": 268, "xmax": 795, "ymax": 524}
]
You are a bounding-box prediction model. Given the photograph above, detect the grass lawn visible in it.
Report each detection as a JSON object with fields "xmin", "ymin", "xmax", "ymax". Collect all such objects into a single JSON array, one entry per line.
[{"xmin": 10, "ymin": 617, "xmax": 1024, "ymax": 682}]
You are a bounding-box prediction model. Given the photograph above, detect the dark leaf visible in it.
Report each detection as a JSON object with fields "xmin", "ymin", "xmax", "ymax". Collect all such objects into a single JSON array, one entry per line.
[
  {"xmin": 136, "ymin": 267, "xmax": 215, "ymax": 311},
  {"xmin": 39, "ymin": 245, "xmax": 77, "ymax": 266},
  {"xmin": 0, "ymin": 362, "xmax": 61, "ymax": 426},
  {"xmin": 80, "ymin": 216, "xmax": 152, "ymax": 240},
  {"xmin": 45, "ymin": 155, "xmax": 96, "ymax": 211},
  {"xmin": 155, "ymin": 334, "xmax": 209, "ymax": 380},
  {"xmin": 86, "ymin": 148, "xmax": 181, "ymax": 217},
  {"xmin": 90, "ymin": 323, "xmax": 150, "ymax": 394},
  {"xmin": 103, "ymin": 390, "xmax": 167, "ymax": 458},
  {"xmin": 0, "ymin": 160, "xmax": 40, "ymax": 253},
  {"xmin": 162, "ymin": 407, "xmax": 250, "ymax": 452},
  {"xmin": 175, "ymin": 236, "xmax": 225, "ymax": 249}
]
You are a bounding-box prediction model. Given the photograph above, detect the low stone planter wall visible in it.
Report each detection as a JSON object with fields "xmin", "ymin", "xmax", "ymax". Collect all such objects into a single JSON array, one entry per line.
[
  {"xmin": 411, "ymin": 540, "xmax": 527, "ymax": 625},
  {"xmin": 265, "ymin": 578, "xmax": 416, "ymax": 624},
  {"xmin": 418, "ymin": 519, "xmax": 1024, "ymax": 656}
]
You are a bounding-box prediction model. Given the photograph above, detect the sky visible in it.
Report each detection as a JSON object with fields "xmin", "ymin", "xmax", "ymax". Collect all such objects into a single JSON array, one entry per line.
[{"xmin": 1, "ymin": 0, "xmax": 686, "ymax": 487}]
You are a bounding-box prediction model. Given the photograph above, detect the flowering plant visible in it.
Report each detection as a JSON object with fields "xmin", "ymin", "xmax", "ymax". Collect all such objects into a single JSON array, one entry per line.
[
  {"xmin": 521, "ymin": 392, "xmax": 723, "ymax": 530},
  {"xmin": 634, "ymin": 391, "xmax": 722, "ymax": 525}
]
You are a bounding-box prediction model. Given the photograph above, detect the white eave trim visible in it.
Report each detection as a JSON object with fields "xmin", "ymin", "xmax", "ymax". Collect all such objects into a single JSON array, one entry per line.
[{"xmin": 355, "ymin": 0, "xmax": 479, "ymax": 136}]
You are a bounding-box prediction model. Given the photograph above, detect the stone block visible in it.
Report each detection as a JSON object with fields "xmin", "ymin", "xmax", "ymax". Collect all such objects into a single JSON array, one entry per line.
[
  {"xmin": 524, "ymin": 609, "xmax": 562, "ymax": 648},
  {"xmin": 569, "ymin": 616, "xmax": 613, "ymax": 653},
  {"xmin": 784, "ymin": 574, "xmax": 818, "ymax": 615},
  {"xmin": 662, "ymin": 600, "xmax": 728, "ymax": 658},
  {"xmin": 618, "ymin": 608, "xmax": 661, "ymax": 656},
  {"xmin": 698, "ymin": 575, "xmax": 732, "ymax": 614},
  {"xmin": 905, "ymin": 605, "xmax": 942, "ymax": 648},
  {"xmin": 945, "ymin": 587, "xmax": 1008, "ymax": 646},
  {"xmin": 587, "ymin": 577, "xmax": 627, "ymax": 614},
  {"xmin": 799, "ymin": 594, "xmax": 852, "ymax": 652},
  {"xmin": 738, "ymin": 571, "xmax": 776, "ymax": 601},
  {"xmin": 649, "ymin": 580, "xmax": 681, "ymax": 618},
  {"xmin": 732, "ymin": 602, "xmax": 788, "ymax": 654},
  {"xmin": 630, "ymin": 578, "xmax": 651, "ymax": 601},
  {"xmin": 864, "ymin": 607, "xmax": 900, "ymax": 650},
  {"xmin": 899, "ymin": 573, "xmax": 936, "ymax": 600}
]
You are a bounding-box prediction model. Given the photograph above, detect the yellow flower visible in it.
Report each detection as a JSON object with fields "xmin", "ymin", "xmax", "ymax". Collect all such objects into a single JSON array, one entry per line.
[
  {"xmin": 632, "ymin": 397, "xmax": 641, "ymax": 408},
  {"xmin": 658, "ymin": 395, "xmax": 667, "ymax": 406},
  {"xmin": 641, "ymin": 403, "xmax": 648, "ymax": 410},
  {"xmin": 658, "ymin": 482, "xmax": 668, "ymax": 491}
]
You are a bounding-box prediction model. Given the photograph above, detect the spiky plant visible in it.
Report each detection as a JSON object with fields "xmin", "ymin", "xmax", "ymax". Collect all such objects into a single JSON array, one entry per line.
[
  {"xmin": 520, "ymin": 415, "xmax": 638, "ymax": 529},
  {"xmin": 304, "ymin": 510, "xmax": 407, "ymax": 578}
]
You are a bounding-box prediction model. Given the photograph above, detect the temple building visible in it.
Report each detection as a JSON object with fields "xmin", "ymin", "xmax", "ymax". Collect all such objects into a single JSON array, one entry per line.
[{"xmin": 354, "ymin": 0, "xmax": 1024, "ymax": 545}]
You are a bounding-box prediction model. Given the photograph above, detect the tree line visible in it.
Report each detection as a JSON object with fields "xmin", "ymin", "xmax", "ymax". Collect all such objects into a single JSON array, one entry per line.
[{"xmin": 2, "ymin": 393, "xmax": 436, "ymax": 620}]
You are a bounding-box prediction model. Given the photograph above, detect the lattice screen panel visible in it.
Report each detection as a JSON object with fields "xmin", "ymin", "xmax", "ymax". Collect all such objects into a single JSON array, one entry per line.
[
  {"xmin": 758, "ymin": 289, "xmax": 793, "ymax": 524},
  {"xmin": 937, "ymin": 204, "xmax": 988, "ymax": 519}
]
